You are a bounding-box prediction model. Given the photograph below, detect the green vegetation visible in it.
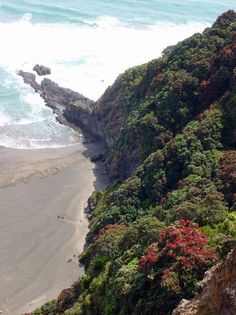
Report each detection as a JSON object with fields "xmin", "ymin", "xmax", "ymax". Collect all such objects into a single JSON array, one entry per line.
[{"xmin": 34, "ymin": 11, "xmax": 236, "ymax": 315}]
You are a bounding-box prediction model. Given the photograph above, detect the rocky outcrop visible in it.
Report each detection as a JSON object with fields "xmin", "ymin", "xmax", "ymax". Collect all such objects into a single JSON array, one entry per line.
[
  {"xmin": 172, "ymin": 247, "xmax": 236, "ymax": 315},
  {"xmin": 84, "ymin": 192, "xmax": 100, "ymax": 216},
  {"xmin": 17, "ymin": 70, "xmax": 40, "ymax": 91},
  {"xmin": 64, "ymin": 76, "xmax": 126, "ymax": 148},
  {"xmin": 18, "ymin": 70, "xmax": 99, "ymax": 140},
  {"xmin": 40, "ymin": 78, "xmax": 89, "ymax": 109},
  {"xmin": 64, "ymin": 98, "xmax": 96, "ymax": 138},
  {"xmin": 33, "ymin": 64, "xmax": 51, "ymax": 76},
  {"xmin": 18, "ymin": 67, "xmax": 127, "ymax": 147},
  {"xmin": 92, "ymin": 77, "xmax": 126, "ymax": 148}
]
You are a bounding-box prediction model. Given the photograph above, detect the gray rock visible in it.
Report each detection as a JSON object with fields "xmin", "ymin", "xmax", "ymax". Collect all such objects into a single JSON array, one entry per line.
[
  {"xmin": 17, "ymin": 67, "xmax": 125, "ymax": 149},
  {"xmin": 85, "ymin": 193, "xmax": 99, "ymax": 215},
  {"xmin": 90, "ymin": 153, "xmax": 106, "ymax": 162},
  {"xmin": 40, "ymin": 78, "xmax": 85, "ymax": 108},
  {"xmin": 17, "ymin": 70, "xmax": 40, "ymax": 91},
  {"xmin": 33, "ymin": 64, "xmax": 51, "ymax": 76},
  {"xmin": 17, "ymin": 69, "xmax": 99, "ymax": 140},
  {"xmin": 92, "ymin": 77, "xmax": 125, "ymax": 149}
]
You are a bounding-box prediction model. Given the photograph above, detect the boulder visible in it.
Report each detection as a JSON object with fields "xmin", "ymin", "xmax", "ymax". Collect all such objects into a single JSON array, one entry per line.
[
  {"xmin": 33, "ymin": 64, "xmax": 51, "ymax": 76},
  {"xmin": 17, "ymin": 70, "xmax": 40, "ymax": 91}
]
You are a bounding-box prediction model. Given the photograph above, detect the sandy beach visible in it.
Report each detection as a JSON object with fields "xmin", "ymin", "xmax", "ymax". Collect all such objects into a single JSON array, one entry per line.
[{"xmin": 0, "ymin": 143, "xmax": 109, "ymax": 315}]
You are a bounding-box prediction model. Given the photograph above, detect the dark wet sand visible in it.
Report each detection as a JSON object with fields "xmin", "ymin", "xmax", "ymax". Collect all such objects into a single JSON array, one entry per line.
[{"xmin": 0, "ymin": 144, "xmax": 109, "ymax": 314}]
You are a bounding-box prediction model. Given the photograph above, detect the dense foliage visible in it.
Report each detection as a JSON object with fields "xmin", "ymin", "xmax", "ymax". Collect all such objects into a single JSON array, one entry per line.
[
  {"xmin": 136, "ymin": 220, "xmax": 217, "ymax": 314},
  {"xmin": 33, "ymin": 11, "xmax": 236, "ymax": 315}
]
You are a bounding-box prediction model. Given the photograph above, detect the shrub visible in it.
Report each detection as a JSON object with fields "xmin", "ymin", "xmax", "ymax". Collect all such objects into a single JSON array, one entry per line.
[{"xmin": 138, "ymin": 220, "xmax": 218, "ymax": 296}]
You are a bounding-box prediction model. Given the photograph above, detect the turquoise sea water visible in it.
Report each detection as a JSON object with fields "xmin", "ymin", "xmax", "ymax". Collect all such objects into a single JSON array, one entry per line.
[
  {"xmin": 0, "ymin": 0, "xmax": 235, "ymax": 148},
  {"xmin": 1, "ymin": 0, "xmax": 236, "ymax": 24}
]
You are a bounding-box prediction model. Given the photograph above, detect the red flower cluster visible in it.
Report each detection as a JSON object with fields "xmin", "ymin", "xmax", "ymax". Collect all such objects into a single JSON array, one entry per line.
[
  {"xmin": 137, "ymin": 245, "xmax": 158, "ymax": 271},
  {"xmin": 197, "ymin": 102, "xmax": 219, "ymax": 120},
  {"xmin": 208, "ymin": 101, "xmax": 219, "ymax": 110},
  {"xmin": 177, "ymin": 179, "xmax": 184, "ymax": 186},
  {"xmin": 138, "ymin": 219, "xmax": 217, "ymax": 274},
  {"xmin": 93, "ymin": 224, "xmax": 119, "ymax": 242},
  {"xmin": 198, "ymin": 67, "xmax": 217, "ymax": 103},
  {"xmin": 160, "ymin": 197, "xmax": 166, "ymax": 205},
  {"xmin": 218, "ymin": 151, "xmax": 236, "ymax": 204},
  {"xmin": 155, "ymin": 151, "xmax": 164, "ymax": 160},
  {"xmin": 219, "ymin": 42, "xmax": 236, "ymax": 59},
  {"xmin": 230, "ymin": 31, "xmax": 236, "ymax": 39},
  {"xmin": 197, "ymin": 112, "xmax": 205, "ymax": 121},
  {"xmin": 154, "ymin": 73, "xmax": 165, "ymax": 83}
]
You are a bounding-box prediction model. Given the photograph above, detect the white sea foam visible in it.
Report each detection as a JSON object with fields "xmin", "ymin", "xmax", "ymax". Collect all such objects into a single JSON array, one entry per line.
[
  {"xmin": 0, "ymin": 14, "xmax": 209, "ymax": 149},
  {"xmin": 0, "ymin": 134, "xmax": 79, "ymax": 149},
  {"xmin": 0, "ymin": 14, "xmax": 209, "ymax": 100},
  {"xmin": 0, "ymin": 108, "xmax": 12, "ymax": 126},
  {"xmin": 0, "ymin": 67, "xmax": 80, "ymax": 148}
]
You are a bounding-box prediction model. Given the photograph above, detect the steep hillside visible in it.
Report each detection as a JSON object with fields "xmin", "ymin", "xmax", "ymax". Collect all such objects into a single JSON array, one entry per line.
[{"xmin": 32, "ymin": 10, "xmax": 236, "ymax": 315}]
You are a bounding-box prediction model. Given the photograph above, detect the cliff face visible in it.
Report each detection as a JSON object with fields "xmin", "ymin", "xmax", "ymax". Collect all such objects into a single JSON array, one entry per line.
[
  {"xmin": 33, "ymin": 11, "xmax": 236, "ymax": 315},
  {"xmin": 65, "ymin": 76, "xmax": 126, "ymax": 145},
  {"xmin": 92, "ymin": 77, "xmax": 126, "ymax": 148},
  {"xmin": 18, "ymin": 70, "xmax": 97, "ymax": 139},
  {"xmin": 172, "ymin": 247, "xmax": 236, "ymax": 315},
  {"xmin": 18, "ymin": 67, "xmax": 126, "ymax": 145}
]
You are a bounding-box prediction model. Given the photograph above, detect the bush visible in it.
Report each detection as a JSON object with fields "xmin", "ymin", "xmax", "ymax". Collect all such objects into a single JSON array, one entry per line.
[{"xmin": 137, "ymin": 220, "xmax": 218, "ymax": 313}]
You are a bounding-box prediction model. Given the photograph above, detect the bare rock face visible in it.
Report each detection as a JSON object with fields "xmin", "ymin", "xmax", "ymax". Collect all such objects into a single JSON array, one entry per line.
[
  {"xmin": 172, "ymin": 247, "xmax": 236, "ymax": 315},
  {"xmin": 18, "ymin": 70, "xmax": 98, "ymax": 140},
  {"xmin": 33, "ymin": 64, "xmax": 51, "ymax": 76},
  {"xmin": 84, "ymin": 192, "xmax": 100, "ymax": 216},
  {"xmin": 18, "ymin": 64, "xmax": 127, "ymax": 149},
  {"xmin": 17, "ymin": 70, "xmax": 40, "ymax": 91},
  {"xmin": 40, "ymin": 78, "xmax": 87, "ymax": 109},
  {"xmin": 92, "ymin": 77, "xmax": 126, "ymax": 148},
  {"xmin": 63, "ymin": 96, "xmax": 96, "ymax": 138}
]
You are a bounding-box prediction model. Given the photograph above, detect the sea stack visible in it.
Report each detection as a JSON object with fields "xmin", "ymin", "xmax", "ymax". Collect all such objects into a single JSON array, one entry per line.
[{"xmin": 33, "ymin": 64, "xmax": 51, "ymax": 76}]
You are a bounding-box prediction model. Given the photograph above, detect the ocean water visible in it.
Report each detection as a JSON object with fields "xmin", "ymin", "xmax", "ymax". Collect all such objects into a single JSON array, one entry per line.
[{"xmin": 0, "ymin": 0, "xmax": 235, "ymax": 149}]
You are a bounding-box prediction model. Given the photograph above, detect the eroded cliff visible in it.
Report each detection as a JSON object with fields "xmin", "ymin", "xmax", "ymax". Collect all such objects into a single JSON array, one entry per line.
[{"xmin": 173, "ymin": 247, "xmax": 236, "ymax": 315}]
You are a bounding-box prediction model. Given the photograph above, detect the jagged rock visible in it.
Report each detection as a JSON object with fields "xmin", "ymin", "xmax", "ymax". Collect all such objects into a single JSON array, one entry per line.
[
  {"xmin": 172, "ymin": 247, "xmax": 236, "ymax": 315},
  {"xmin": 65, "ymin": 76, "xmax": 127, "ymax": 148},
  {"xmin": 17, "ymin": 71, "xmax": 98, "ymax": 139},
  {"xmin": 40, "ymin": 78, "xmax": 86, "ymax": 109},
  {"xmin": 84, "ymin": 193, "xmax": 99, "ymax": 215},
  {"xmin": 18, "ymin": 65, "xmax": 126, "ymax": 148},
  {"xmin": 38, "ymin": 79, "xmax": 98, "ymax": 140},
  {"xmin": 63, "ymin": 97, "xmax": 97, "ymax": 139},
  {"xmin": 17, "ymin": 70, "xmax": 40, "ymax": 91},
  {"xmin": 89, "ymin": 153, "xmax": 106, "ymax": 162},
  {"xmin": 93, "ymin": 77, "xmax": 126, "ymax": 148},
  {"xmin": 33, "ymin": 64, "xmax": 51, "ymax": 76}
]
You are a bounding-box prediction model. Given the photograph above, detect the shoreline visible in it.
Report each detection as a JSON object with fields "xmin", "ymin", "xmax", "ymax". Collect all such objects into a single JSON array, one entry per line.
[{"xmin": 0, "ymin": 141, "xmax": 109, "ymax": 315}]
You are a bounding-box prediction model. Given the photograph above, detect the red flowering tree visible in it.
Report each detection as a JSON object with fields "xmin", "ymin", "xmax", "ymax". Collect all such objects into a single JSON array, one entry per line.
[
  {"xmin": 93, "ymin": 224, "xmax": 119, "ymax": 242},
  {"xmin": 138, "ymin": 220, "xmax": 218, "ymax": 295}
]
